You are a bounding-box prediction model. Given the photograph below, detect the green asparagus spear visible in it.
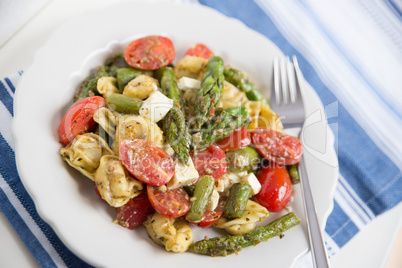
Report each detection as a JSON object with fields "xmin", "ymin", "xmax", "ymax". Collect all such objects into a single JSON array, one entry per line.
[
  {"xmin": 225, "ymin": 147, "xmax": 260, "ymax": 173},
  {"xmin": 224, "ymin": 182, "xmax": 252, "ymax": 218},
  {"xmin": 159, "ymin": 67, "xmax": 191, "ymax": 163},
  {"xmin": 186, "ymin": 175, "xmax": 215, "ymax": 223},
  {"xmin": 160, "ymin": 67, "xmax": 182, "ymax": 104},
  {"xmin": 188, "ymin": 212, "xmax": 300, "ymax": 256},
  {"xmin": 74, "ymin": 65, "xmax": 115, "ymax": 102},
  {"xmin": 107, "ymin": 93, "xmax": 143, "ymax": 114},
  {"xmin": 74, "ymin": 73, "xmax": 98, "ymax": 101},
  {"xmin": 116, "ymin": 68, "xmax": 154, "ymax": 91},
  {"xmin": 104, "ymin": 52, "xmax": 130, "ymax": 68},
  {"xmin": 193, "ymin": 106, "xmax": 251, "ymax": 150},
  {"xmin": 193, "ymin": 56, "xmax": 225, "ymax": 130},
  {"xmin": 224, "ymin": 66, "xmax": 269, "ymax": 106},
  {"xmin": 287, "ymin": 164, "xmax": 300, "ymax": 184}
]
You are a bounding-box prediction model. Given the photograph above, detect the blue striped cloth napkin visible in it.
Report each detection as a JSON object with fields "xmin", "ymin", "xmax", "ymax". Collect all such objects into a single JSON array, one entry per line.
[{"xmin": 1, "ymin": 0, "xmax": 401, "ymax": 267}]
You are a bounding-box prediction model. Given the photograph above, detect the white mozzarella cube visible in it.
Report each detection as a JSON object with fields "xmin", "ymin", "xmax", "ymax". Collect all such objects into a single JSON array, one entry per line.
[
  {"xmin": 207, "ymin": 188, "xmax": 220, "ymax": 211},
  {"xmin": 167, "ymin": 158, "xmax": 199, "ymax": 189},
  {"xmin": 241, "ymin": 173, "xmax": 261, "ymax": 195},
  {"xmin": 177, "ymin": 77, "xmax": 201, "ymax": 91},
  {"xmin": 139, "ymin": 91, "xmax": 173, "ymax": 122},
  {"xmin": 163, "ymin": 144, "xmax": 175, "ymax": 157},
  {"xmin": 215, "ymin": 172, "xmax": 242, "ymax": 193},
  {"xmin": 236, "ymin": 171, "xmax": 248, "ymax": 178}
]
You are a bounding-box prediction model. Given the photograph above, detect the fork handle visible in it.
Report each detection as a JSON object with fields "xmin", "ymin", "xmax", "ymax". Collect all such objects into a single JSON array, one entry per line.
[{"xmin": 299, "ymin": 157, "xmax": 331, "ymax": 268}]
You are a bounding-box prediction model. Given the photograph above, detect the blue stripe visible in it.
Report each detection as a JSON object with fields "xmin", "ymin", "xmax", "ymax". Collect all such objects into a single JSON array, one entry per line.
[
  {"xmin": 0, "ymin": 81, "xmax": 14, "ymax": 116},
  {"xmin": 357, "ymin": 0, "xmax": 402, "ymax": 52},
  {"xmin": 386, "ymin": 0, "xmax": 402, "ymax": 19},
  {"xmin": 325, "ymin": 201, "xmax": 359, "ymax": 248},
  {"xmin": 5, "ymin": 77, "xmax": 16, "ymax": 93},
  {"xmin": 0, "ymin": 134, "xmax": 18, "ymax": 180},
  {"xmin": 0, "ymin": 188, "xmax": 57, "ymax": 267},
  {"xmin": 298, "ymin": 0, "xmax": 402, "ymax": 118},
  {"xmin": 338, "ymin": 177, "xmax": 374, "ymax": 221},
  {"xmin": 316, "ymin": 87, "xmax": 402, "ymax": 217},
  {"xmin": 0, "ymin": 133, "xmax": 92, "ymax": 268}
]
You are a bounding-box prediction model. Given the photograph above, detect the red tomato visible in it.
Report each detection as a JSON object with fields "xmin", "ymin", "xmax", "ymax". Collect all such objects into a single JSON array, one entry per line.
[
  {"xmin": 191, "ymin": 145, "xmax": 227, "ymax": 180},
  {"xmin": 189, "ymin": 197, "xmax": 226, "ymax": 228},
  {"xmin": 250, "ymin": 127, "xmax": 303, "ymax": 165},
  {"xmin": 147, "ymin": 185, "xmax": 190, "ymax": 218},
  {"xmin": 254, "ymin": 165, "xmax": 292, "ymax": 212},
  {"xmin": 124, "ymin": 35, "xmax": 175, "ymax": 70},
  {"xmin": 215, "ymin": 127, "xmax": 251, "ymax": 152},
  {"xmin": 115, "ymin": 191, "xmax": 155, "ymax": 230},
  {"xmin": 119, "ymin": 139, "xmax": 175, "ymax": 186},
  {"xmin": 94, "ymin": 183, "xmax": 103, "ymax": 200},
  {"xmin": 58, "ymin": 96, "xmax": 105, "ymax": 146},
  {"xmin": 185, "ymin": 43, "xmax": 214, "ymax": 59}
]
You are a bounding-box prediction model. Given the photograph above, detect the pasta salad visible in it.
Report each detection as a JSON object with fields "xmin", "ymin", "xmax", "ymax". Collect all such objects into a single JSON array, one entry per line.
[{"xmin": 58, "ymin": 35, "xmax": 303, "ymax": 256}]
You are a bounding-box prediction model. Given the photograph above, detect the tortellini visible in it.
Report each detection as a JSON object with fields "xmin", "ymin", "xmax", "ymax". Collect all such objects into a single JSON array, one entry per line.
[
  {"xmin": 144, "ymin": 213, "xmax": 193, "ymax": 253},
  {"xmin": 93, "ymin": 107, "xmax": 117, "ymax": 140},
  {"xmin": 219, "ymin": 81, "xmax": 248, "ymax": 109},
  {"xmin": 112, "ymin": 114, "xmax": 164, "ymax": 153},
  {"xmin": 214, "ymin": 200, "xmax": 269, "ymax": 235},
  {"xmin": 174, "ymin": 55, "xmax": 208, "ymax": 80},
  {"xmin": 97, "ymin": 77, "xmax": 119, "ymax": 100},
  {"xmin": 258, "ymin": 102, "xmax": 283, "ymax": 131},
  {"xmin": 94, "ymin": 155, "xmax": 142, "ymax": 207},
  {"xmin": 60, "ymin": 133, "xmax": 114, "ymax": 181},
  {"xmin": 123, "ymin": 75, "xmax": 159, "ymax": 100},
  {"xmin": 244, "ymin": 100, "xmax": 262, "ymax": 130},
  {"xmin": 245, "ymin": 101, "xmax": 283, "ymax": 132}
]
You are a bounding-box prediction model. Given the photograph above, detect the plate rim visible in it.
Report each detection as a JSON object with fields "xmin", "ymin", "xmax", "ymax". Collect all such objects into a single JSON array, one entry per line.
[{"xmin": 12, "ymin": 1, "xmax": 339, "ymax": 267}]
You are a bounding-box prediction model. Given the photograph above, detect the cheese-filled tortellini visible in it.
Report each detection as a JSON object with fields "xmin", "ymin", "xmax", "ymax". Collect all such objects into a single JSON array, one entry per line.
[
  {"xmin": 144, "ymin": 213, "xmax": 193, "ymax": 253},
  {"xmin": 93, "ymin": 107, "xmax": 117, "ymax": 140},
  {"xmin": 112, "ymin": 114, "xmax": 164, "ymax": 153},
  {"xmin": 60, "ymin": 133, "xmax": 114, "ymax": 181},
  {"xmin": 245, "ymin": 101, "xmax": 283, "ymax": 132},
  {"xmin": 214, "ymin": 200, "xmax": 269, "ymax": 235},
  {"xmin": 174, "ymin": 55, "xmax": 208, "ymax": 80},
  {"xmin": 258, "ymin": 102, "xmax": 283, "ymax": 132},
  {"xmin": 123, "ymin": 75, "xmax": 159, "ymax": 100},
  {"xmin": 94, "ymin": 155, "xmax": 143, "ymax": 207},
  {"xmin": 219, "ymin": 81, "xmax": 248, "ymax": 109},
  {"xmin": 244, "ymin": 100, "xmax": 262, "ymax": 130},
  {"xmin": 97, "ymin": 77, "xmax": 119, "ymax": 100}
]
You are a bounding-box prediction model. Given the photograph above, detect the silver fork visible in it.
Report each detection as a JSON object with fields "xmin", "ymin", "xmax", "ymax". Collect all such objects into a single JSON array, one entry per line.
[{"xmin": 272, "ymin": 56, "xmax": 331, "ymax": 268}]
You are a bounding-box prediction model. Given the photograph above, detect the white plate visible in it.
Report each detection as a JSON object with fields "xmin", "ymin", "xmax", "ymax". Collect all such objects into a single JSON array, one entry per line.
[{"xmin": 12, "ymin": 1, "xmax": 338, "ymax": 267}]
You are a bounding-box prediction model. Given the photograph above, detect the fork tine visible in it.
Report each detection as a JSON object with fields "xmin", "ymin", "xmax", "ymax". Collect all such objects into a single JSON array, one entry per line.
[
  {"xmin": 292, "ymin": 55, "xmax": 305, "ymax": 100},
  {"xmin": 280, "ymin": 57, "xmax": 289, "ymax": 104},
  {"xmin": 287, "ymin": 57, "xmax": 297, "ymax": 103},
  {"xmin": 273, "ymin": 57, "xmax": 281, "ymax": 105}
]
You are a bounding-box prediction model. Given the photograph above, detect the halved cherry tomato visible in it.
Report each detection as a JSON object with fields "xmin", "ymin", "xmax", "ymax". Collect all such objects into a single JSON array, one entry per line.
[
  {"xmin": 191, "ymin": 145, "xmax": 227, "ymax": 180},
  {"xmin": 185, "ymin": 43, "xmax": 214, "ymax": 59},
  {"xmin": 119, "ymin": 139, "xmax": 175, "ymax": 186},
  {"xmin": 254, "ymin": 165, "xmax": 292, "ymax": 212},
  {"xmin": 147, "ymin": 185, "xmax": 190, "ymax": 218},
  {"xmin": 115, "ymin": 191, "xmax": 155, "ymax": 230},
  {"xmin": 250, "ymin": 127, "xmax": 303, "ymax": 165},
  {"xmin": 58, "ymin": 96, "xmax": 105, "ymax": 146},
  {"xmin": 215, "ymin": 127, "xmax": 251, "ymax": 152},
  {"xmin": 189, "ymin": 197, "xmax": 226, "ymax": 228},
  {"xmin": 94, "ymin": 183, "xmax": 103, "ymax": 200},
  {"xmin": 124, "ymin": 35, "xmax": 175, "ymax": 70}
]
